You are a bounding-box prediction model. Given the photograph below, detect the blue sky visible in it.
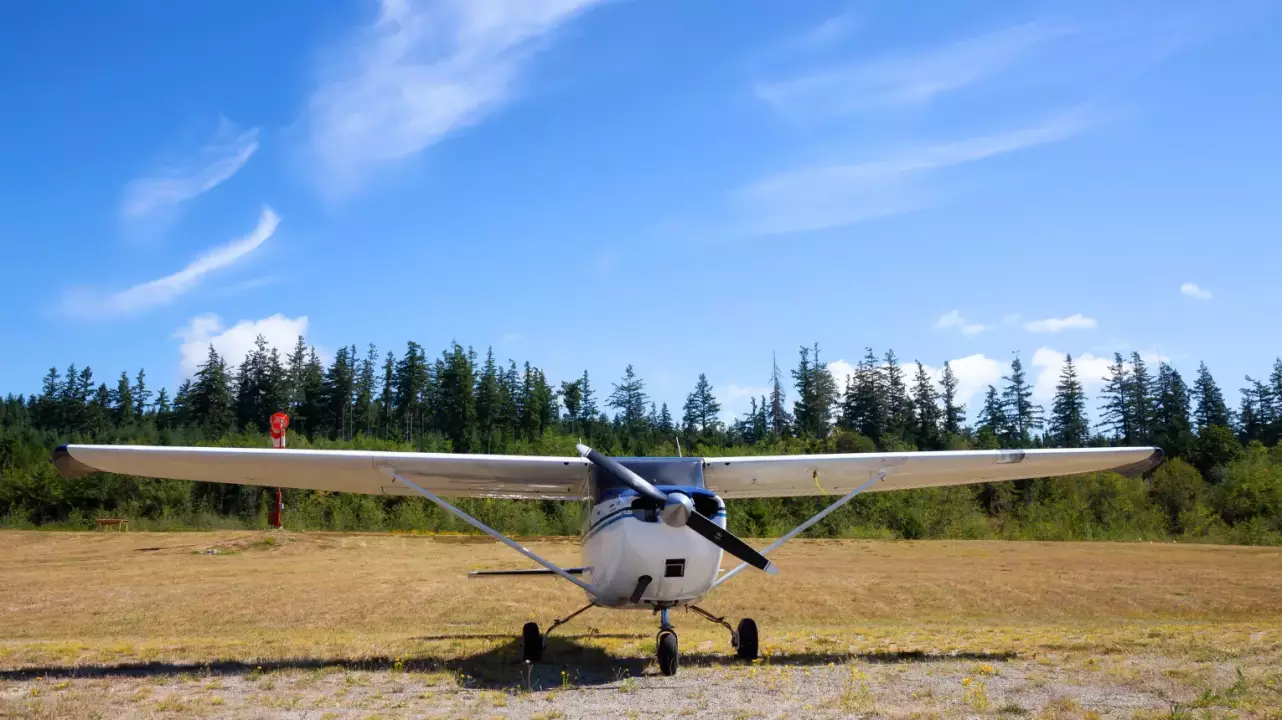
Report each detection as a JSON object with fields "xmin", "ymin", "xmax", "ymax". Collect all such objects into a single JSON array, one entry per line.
[{"xmin": 2, "ymin": 0, "xmax": 1280, "ymax": 424}]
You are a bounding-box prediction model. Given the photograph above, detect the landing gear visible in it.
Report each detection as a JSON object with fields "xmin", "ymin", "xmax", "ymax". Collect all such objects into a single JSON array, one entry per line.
[
  {"xmin": 656, "ymin": 607, "xmax": 679, "ymax": 676},
  {"xmin": 523, "ymin": 604, "xmax": 595, "ymax": 664},
  {"xmin": 688, "ymin": 605, "xmax": 759, "ymax": 661},
  {"xmin": 522, "ymin": 621, "xmax": 543, "ymax": 663},
  {"xmin": 657, "ymin": 628, "xmax": 679, "ymax": 676},
  {"xmin": 735, "ymin": 618, "xmax": 758, "ymax": 660}
]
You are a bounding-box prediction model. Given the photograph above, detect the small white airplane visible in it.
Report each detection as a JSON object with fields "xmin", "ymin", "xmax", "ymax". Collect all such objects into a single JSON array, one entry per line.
[{"xmin": 54, "ymin": 442, "xmax": 1160, "ymax": 675}]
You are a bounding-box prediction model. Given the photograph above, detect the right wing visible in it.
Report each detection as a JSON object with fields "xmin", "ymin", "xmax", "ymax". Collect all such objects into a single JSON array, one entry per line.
[{"xmin": 53, "ymin": 444, "xmax": 590, "ymax": 500}]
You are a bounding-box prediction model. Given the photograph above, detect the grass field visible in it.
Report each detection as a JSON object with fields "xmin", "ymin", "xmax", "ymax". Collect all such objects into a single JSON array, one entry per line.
[{"xmin": 2, "ymin": 531, "xmax": 1281, "ymax": 718}]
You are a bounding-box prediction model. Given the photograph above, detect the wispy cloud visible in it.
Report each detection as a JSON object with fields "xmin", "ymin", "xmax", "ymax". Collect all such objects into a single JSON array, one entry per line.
[
  {"xmin": 176, "ymin": 313, "xmax": 309, "ymax": 376},
  {"xmin": 1024, "ymin": 313, "xmax": 1097, "ymax": 333},
  {"xmin": 64, "ymin": 207, "xmax": 280, "ymax": 318},
  {"xmin": 1180, "ymin": 282, "xmax": 1213, "ymax": 300},
  {"xmin": 121, "ymin": 122, "xmax": 259, "ymax": 220},
  {"xmin": 730, "ymin": 116, "xmax": 1087, "ymax": 235},
  {"xmin": 306, "ymin": 0, "xmax": 604, "ymax": 194},
  {"xmin": 756, "ymin": 22, "xmax": 1065, "ymax": 122},
  {"xmin": 936, "ymin": 310, "xmax": 989, "ymax": 336}
]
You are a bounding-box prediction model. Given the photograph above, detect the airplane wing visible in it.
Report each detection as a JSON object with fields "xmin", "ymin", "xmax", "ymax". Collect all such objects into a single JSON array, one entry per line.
[
  {"xmin": 701, "ymin": 447, "xmax": 1163, "ymax": 498},
  {"xmin": 52, "ymin": 444, "xmax": 590, "ymax": 500}
]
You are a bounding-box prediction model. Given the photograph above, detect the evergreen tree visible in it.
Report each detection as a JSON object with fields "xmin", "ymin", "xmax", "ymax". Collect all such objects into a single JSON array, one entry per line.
[
  {"xmin": 393, "ymin": 342, "xmax": 430, "ymax": 442},
  {"xmin": 843, "ymin": 347, "xmax": 887, "ymax": 443},
  {"xmin": 911, "ymin": 361, "xmax": 941, "ymax": 449},
  {"xmin": 133, "ymin": 369, "xmax": 151, "ymax": 421},
  {"xmin": 608, "ymin": 365, "xmax": 649, "ymax": 440},
  {"xmin": 682, "ymin": 373, "xmax": 722, "ymax": 436},
  {"xmin": 476, "ymin": 349, "xmax": 502, "ymax": 451},
  {"xmin": 436, "ymin": 343, "xmax": 477, "ymax": 451},
  {"xmin": 378, "ymin": 351, "xmax": 395, "ymax": 439},
  {"xmin": 190, "ymin": 345, "xmax": 234, "ymax": 435},
  {"xmin": 577, "ymin": 370, "xmax": 598, "ymax": 426},
  {"xmin": 658, "ymin": 402, "xmax": 674, "ymax": 436},
  {"xmin": 940, "ymin": 361, "xmax": 964, "ymax": 436},
  {"xmin": 1047, "ymin": 354, "xmax": 1089, "ymax": 447},
  {"xmin": 882, "ymin": 349, "xmax": 911, "ymax": 443},
  {"xmin": 1128, "ymin": 352, "xmax": 1156, "ymax": 444},
  {"xmin": 323, "ymin": 345, "xmax": 357, "ymax": 440},
  {"xmin": 1238, "ymin": 377, "xmax": 1274, "ymax": 444},
  {"xmin": 154, "ymin": 387, "xmax": 172, "ymax": 429},
  {"xmin": 353, "ymin": 344, "xmax": 378, "ymax": 436},
  {"xmin": 1099, "ymin": 353, "xmax": 1134, "ymax": 443},
  {"xmin": 767, "ymin": 353, "xmax": 790, "ymax": 438},
  {"xmin": 977, "ymin": 385, "xmax": 1006, "ymax": 440},
  {"xmin": 297, "ymin": 348, "xmax": 327, "ymax": 439},
  {"xmin": 111, "ymin": 370, "xmax": 134, "ymax": 426},
  {"xmin": 1001, "ymin": 354, "xmax": 1042, "ymax": 445},
  {"xmin": 1193, "ymin": 362, "xmax": 1230, "ymax": 430},
  {"xmin": 1153, "ymin": 363, "xmax": 1194, "ymax": 458}
]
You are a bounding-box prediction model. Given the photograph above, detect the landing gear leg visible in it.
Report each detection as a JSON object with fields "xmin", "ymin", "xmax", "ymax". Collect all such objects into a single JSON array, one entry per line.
[
  {"xmin": 655, "ymin": 607, "xmax": 679, "ymax": 676},
  {"xmin": 523, "ymin": 603, "xmax": 595, "ymax": 664},
  {"xmin": 688, "ymin": 605, "xmax": 758, "ymax": 661}
]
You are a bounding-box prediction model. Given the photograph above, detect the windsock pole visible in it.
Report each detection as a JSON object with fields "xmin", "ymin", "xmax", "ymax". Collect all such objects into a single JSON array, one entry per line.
[{"xmin": 269, "ymin": 412, "xmax": 290, "ymax": 529}]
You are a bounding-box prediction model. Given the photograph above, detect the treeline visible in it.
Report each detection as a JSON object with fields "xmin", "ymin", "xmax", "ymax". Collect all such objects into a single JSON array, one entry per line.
[{"xmin": 2, "ymin": 338, "xmax": 1280, "ymax": 544}]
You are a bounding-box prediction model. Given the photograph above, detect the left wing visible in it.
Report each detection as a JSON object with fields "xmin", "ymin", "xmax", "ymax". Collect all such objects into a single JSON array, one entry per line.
[
  {"xmin": 53, "ymin": 444, "xmax": 590, "ymax": 500},
  {"xmin": 702, "ymin": 446, "xmax": 1162, "ymax": 498}
]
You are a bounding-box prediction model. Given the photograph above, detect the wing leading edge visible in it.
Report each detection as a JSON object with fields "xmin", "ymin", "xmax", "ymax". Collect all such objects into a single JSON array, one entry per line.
[
  {"xmin": 701, "ymin": 447, "xmax": 1163, "ymax": 498},
  {"xmin": 53, "ymin": 444, "xmax": 591, "ymax": 500}
]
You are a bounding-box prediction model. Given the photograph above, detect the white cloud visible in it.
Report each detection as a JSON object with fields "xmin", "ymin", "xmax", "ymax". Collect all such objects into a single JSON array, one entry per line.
[
  {"xmin": 756, "ymin": 22, "xmax": 1066, "ymax": 121},
  {"xmin": 176, "ymin": 313, "xmax": 310, "ymax": 377},
  {"xmin": 827, "ymin": 360, "xmax": 857, "ymax": 389},
  {"xmin": 307, "ymin": 0, "xmax": 604, "ymax": 194},
  {"xmin": 1024, "ymin": 313, "xmax": 1097, "ymax": 333},
  {"xmin": 63, "ymin": 208, "xmax": 280, "ymax": 318},
  {"xmin": 121, "ymin": 123, "xmax": 259, "ymax": 220},
  {"xmin": 1180, "ymin": 282, "xmax": 1212, "ymax": 300},
  {"xmin": 730, "ymin": 116, "xmax": 1088, "ymax": 235},
  {"xmin": 721, "ymin": 382, "xmax": 771, "ymax": 421},
  {"xmin": 935, "ymin": 309, "xmax": 989, "ymax": 336}
]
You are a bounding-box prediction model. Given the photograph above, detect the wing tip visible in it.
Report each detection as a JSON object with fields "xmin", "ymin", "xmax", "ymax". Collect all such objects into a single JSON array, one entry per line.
[
  {"xmin": 1115, "ymin": 447, "xmax": 1164, "ymax": 477},
  {"xmin": 51, "ymin": 445, "xmax": 97, "ymax": 479}
]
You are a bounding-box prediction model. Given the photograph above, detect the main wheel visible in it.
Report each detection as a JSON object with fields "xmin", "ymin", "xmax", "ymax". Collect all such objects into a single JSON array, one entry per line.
[
  {"xmin": 522, "ymin": 622, "xmax": 543, "ymax": 663},
  {"xmin": 657, "ymin": 630, "xmax": 679, "ymax": 676},
  {"xmin": 735, "ymin": 618, "xmax": 758, "ymax": 660}
]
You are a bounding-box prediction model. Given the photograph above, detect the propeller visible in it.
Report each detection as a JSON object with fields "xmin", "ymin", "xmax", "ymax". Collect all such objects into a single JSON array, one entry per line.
[{"xmin": 576, "ymin": 444, "xmax": 778, "ymax": 575}]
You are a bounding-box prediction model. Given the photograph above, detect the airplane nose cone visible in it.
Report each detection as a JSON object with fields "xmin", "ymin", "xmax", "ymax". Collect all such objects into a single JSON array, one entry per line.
[{"xmin": 659, "ymin": 493, "xmax": 695, "ymax": 528}]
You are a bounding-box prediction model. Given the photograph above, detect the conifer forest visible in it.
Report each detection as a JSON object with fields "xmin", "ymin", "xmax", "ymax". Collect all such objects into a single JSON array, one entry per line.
[{"xmin": 3, "ymin": 337, "xmax": 1280, "ymax": 545}]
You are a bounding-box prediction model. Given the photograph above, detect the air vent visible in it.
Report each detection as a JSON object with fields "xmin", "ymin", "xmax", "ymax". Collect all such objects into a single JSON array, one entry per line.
[{"xmin": 664, "ymin": 558, "xmax": 685, "ymax": 578}]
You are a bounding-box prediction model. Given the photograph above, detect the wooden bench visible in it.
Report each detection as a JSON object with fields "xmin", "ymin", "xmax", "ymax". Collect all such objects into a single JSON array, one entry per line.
[{"xmin": 96, "ymin": 518, "xmax": 128, "ymax": 531}]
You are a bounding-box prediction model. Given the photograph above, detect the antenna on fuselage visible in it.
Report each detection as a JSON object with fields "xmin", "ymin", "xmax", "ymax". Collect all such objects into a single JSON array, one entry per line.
[{"xmin": 676, "ymin": 437, "xmax": 683, "ymax": 458}]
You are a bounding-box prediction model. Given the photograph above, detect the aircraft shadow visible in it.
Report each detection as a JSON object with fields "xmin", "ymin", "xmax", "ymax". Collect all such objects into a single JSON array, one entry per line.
[{"xmin": 0, "ymin": 640, "xmax": 1016, "ymax": 689}]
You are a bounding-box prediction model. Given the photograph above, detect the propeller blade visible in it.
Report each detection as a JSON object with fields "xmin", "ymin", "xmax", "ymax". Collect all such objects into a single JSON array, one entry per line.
[
  {"xmin": 685, "ymin": 511, "xmax": 778, "ymax": 575},
  {"xmin": 576, "ymin": 444, "xmax": 668, "ymax": 505}
]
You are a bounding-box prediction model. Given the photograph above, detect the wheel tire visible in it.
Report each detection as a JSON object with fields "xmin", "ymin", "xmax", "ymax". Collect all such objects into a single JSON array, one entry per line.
[
  {"xmin": 522, "ymin": 622, "xmax": 543, "ymax": 663},
  {"xmin": 657, "ymin": 630, "xmax": 679, "ymax": 676},
  {"xmin": 735, "ymin": 618, "xmax": 758, "ymax": 660}
]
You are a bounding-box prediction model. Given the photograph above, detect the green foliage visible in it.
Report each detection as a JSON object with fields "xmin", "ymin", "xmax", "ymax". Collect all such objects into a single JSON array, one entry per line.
[{"xmin": 3, "ymin": 343, "xmax": 1282, "ymax": 544}]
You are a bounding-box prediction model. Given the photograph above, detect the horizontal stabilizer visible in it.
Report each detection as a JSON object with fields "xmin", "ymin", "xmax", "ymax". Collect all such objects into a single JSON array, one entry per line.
[{"xmin": 468, "ymin": 567, "xmax": 587, "ymax": 578}]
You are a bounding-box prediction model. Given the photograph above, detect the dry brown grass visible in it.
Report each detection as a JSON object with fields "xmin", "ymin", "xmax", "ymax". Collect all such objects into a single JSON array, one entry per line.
[{"xmin": 2, "ymin": 531, "xmax": 1281, "ymax": 718}]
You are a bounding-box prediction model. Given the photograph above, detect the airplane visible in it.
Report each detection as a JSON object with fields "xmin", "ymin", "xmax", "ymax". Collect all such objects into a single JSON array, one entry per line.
[{"xmin": 52, "ymin": 442, "xmax": 1161, "ymax": 676}]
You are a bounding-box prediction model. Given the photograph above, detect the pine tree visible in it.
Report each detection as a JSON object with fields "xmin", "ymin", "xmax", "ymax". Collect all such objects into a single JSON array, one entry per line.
[
  {"xmin": 154, "ymin": 387, "xmax": 172, "ymax": 429},
  {"xmin": 977, "ymin": 385, "xmax": 1006, "ymax": 441},
  {"xmin": 940, "ymin": 361, "xmax": 964, "ymax": 436},
  {"xmin": 682, "ymin": 373, "xmax": 722, "ymax": 436},
  {"xmin": 1238, "ymin": 377, "xmax": 1274, "ymax": 444},
  {"xmin": 911, "ymin": 361, "xmax": 941, "ymax": 449},
  {"xmin": 190, "ymin": 345, "xmax": 234, "ymax": 436},
  {"xmin": 843, "ymin": 347, "xmax": 887, "ymax": 443},
  {"xmin": 1193, "ymin": 362, "xmax": 1230, "ymax": 430},
  {"xmin": 133, "ymin": 369, "xmax": 151, "ymax": 421},
  {"xmin": 1099, "ymin": 353, "xmax": 1134, "ymax": 443},
  {"xmin": 475, "ymin": 349, "xmax": 502, "ymax": 451},
  {"xmin": 1001, "ymin": 354, "xmax": 1042, "ymax": 446},
  {"xmin": 393, "ymin": 342, "xmax": 430, "ymax": 442},
  {"xmin": 658, "ymin": 402, "xmax": 674, "ymax": 435},
  {"xmin": 323, "ymin": 345, "xmax": 357, "ymax": 440},
  {"xmin": 767, "ymin": 353, "xmax": 789, "ymax": 438},
  {"xmin": 353, "ymin": 344, "xmax": 378, "ymax": 436},
  {"xmin": 436, "ymin": 343, "xmax": 477, "ymax": 451},
  {"xmin": 378, "ymin": 351, "xmax": 395, "ymax": 439},
  {"xmin": 1153, "ymin": 363, "xmax": 1194, "ymax": 458},
  {"xmin": 608, "ymin": 365, "xmax": 649, "ymax": 439},
  {"xmin": 1128, "ymin": 352, "xmax": 1156, "ymax": 444},
  {"xmin": 882, "ymin": 350, "xmax": 911, "ymax": 443},
  {"xmin": 297, "ymin": 347, "xmax": 326, "ymax": 439},
  {"xmin": 577, "ymin": 370, "xmax": 598, "ymax": 427},
  {"xmin": 1048, "ymin": 354, "xmax": 1089, "ymax": 447},
  {"xmin": 111, "ymin": 370, "xmax": 135, "ymax": 426}
]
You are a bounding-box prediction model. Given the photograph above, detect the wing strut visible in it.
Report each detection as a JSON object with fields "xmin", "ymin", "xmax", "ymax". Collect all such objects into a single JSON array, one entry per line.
[
  {"xmin": 378, "ymin": 467, "xmax": 596, "ymax": 595},
  {"xmin": 712, "ymin": 468, "xmax": 890, "ymax": 589}
]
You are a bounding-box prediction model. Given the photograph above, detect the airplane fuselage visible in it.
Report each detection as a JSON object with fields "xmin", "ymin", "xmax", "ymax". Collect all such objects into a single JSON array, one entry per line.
[{"xmin": 577, "ymin": 457, "xmax": 726, "ymax": 608}]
